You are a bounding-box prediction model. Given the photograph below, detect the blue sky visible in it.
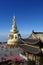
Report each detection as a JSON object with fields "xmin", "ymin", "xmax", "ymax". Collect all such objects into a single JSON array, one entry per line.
[{"xmin": 0, "ymin": 0, "xmax": 43, "ymax": 41}]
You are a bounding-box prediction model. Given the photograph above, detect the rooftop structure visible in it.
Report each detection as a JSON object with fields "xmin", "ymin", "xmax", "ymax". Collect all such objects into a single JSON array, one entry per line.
[
  {"xmin": 29, "ymin": 30, "xmax": 43, "ymax": 42},
  {"xmin": 19, "ymin": 30, "xmax": 43, "ymax": 65}
]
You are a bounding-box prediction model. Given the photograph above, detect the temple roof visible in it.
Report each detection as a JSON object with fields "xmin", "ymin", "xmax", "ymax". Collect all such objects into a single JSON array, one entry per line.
[
  {"xmin": 19, "ymin": 44, "xmax": 41, "ymax": 54},
  {"xmin": 29, "ymin": 31, "xmax": 43, "ymax": 42},
  {"xmin": 22, "ymin": 38, "xmax": 40, "ymax": 45},
  {"xmin": 33, "ymin": 31, "xmax": 43, "ymax": 34}
]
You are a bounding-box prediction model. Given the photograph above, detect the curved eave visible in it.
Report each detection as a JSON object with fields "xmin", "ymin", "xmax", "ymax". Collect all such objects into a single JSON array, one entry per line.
[
  {"xmin": 19, "ymin": 44, "xmax": 41, "ymax": 54},
  {"xmin": 22, "ymin": 39, "xmax": 40, "ymax": 45}
]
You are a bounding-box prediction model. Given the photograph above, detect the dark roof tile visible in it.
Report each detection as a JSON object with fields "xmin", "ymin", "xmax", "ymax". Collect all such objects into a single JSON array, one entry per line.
[
  {"xmin": 19, "ymin": 44, "xmax": 41, "ymax": 54},
  {"xmin": 22, "ymin": 39, "xmax": 40, "ymax": 45}
]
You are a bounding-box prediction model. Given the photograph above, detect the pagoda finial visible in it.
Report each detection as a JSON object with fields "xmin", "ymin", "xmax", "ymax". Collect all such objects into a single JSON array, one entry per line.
[
  {"xmin": 12, "ymin": 16, "xmax": 17, "ymax": 29},
  {"xmin": 10, "ymin": 16, "xmax": 18, "ymax": 33},
  {"xmin": 13, "ymin": 16, "xmax": 16, "ymax": 24},
  {"xmin": 32, "ymin": 30, "xmax": 34, "ymax": 33},
  {"xmin": 13, "ymin": 16, "xmax": 16, "ymax": 21}
]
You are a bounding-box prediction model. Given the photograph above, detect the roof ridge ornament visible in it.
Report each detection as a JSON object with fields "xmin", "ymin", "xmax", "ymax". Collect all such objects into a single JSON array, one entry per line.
[{"xmin": 32, "ymin": 30, "xmax": 34, "ymax": 33}]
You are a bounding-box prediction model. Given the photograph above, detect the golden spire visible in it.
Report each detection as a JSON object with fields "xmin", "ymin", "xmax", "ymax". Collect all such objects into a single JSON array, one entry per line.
[{"xmin": 10, "ymin": 16, "xmax": 18, "ymax": 33}]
